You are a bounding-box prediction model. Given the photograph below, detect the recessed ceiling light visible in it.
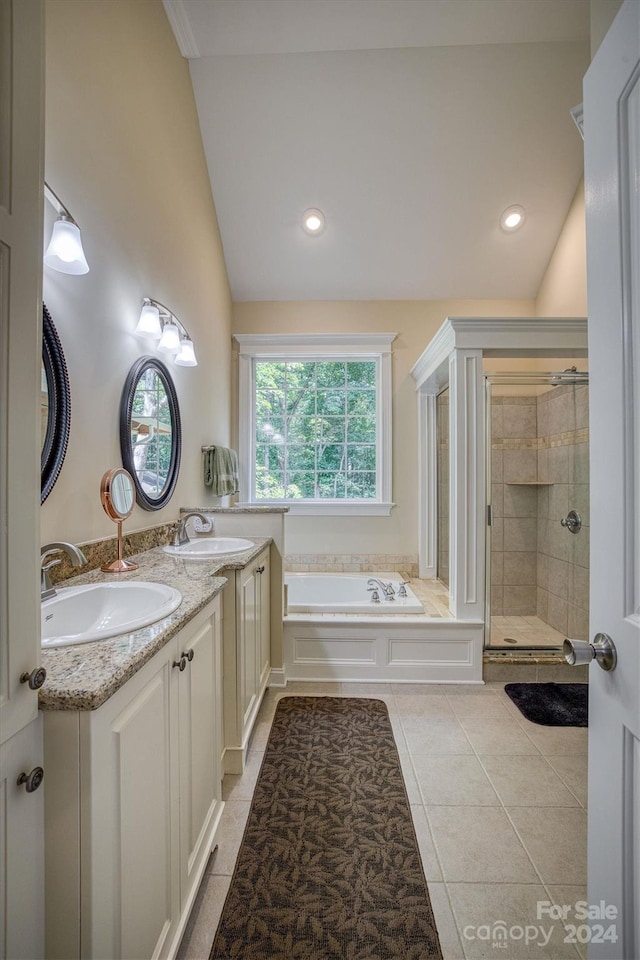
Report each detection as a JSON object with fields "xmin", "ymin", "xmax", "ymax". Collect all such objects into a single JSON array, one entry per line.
[
  {"xmin": 302, "ymin": 208, "xmax": 325, "ymax": 235},
  {"xmin": 500, "ymin": 205, "xmax": 525, "ymax": 232}
]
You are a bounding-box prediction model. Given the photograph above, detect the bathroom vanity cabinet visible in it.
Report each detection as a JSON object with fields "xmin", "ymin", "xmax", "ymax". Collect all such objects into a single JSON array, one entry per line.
[
  {"xmin": 222, "ymin": 545, "xmax": 271, "ymax": 773},
  {"xmin": 44, "ymin": 597, "xmax": 224, "ymax": 960}
]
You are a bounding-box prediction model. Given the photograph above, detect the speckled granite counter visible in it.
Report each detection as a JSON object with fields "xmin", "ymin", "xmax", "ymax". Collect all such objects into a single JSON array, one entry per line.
[{"xmin": 40, "ymin": 538, "xmax": 271, "ymax": 712}]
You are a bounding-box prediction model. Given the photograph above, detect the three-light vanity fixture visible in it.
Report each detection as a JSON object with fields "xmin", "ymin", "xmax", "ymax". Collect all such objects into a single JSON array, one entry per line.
[
  {"xmin": 43, "ymin": 182, "xmax": 90, "ymax": 275},
  {"xmin": 135, "ymin": 297, "xmax": 198, "ymax": 367}
]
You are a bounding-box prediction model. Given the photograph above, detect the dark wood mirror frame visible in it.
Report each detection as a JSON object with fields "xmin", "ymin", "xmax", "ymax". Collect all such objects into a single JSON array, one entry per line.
[
  {"xmin": 41, "ymin": 304, "xmax": 71, "ymax": 504},
  {"xmin": 120, "ymin": 356, "xmax": 182, "ymax": 511}
]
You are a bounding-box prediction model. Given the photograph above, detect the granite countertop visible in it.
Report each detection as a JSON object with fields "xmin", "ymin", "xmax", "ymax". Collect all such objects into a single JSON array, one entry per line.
[{"xmin": 40, "ymin": 538, "xmax": 271, "ymax": 712}]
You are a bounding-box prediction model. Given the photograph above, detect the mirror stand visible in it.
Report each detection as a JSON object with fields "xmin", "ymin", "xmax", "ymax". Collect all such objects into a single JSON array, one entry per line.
[
  {"xmin": 100, "ymin": 468, "xmax": 139, "ymax": 573},
  {"xmin": 102, "ymin": 519, "xmax": 138, "ymax": 573}
]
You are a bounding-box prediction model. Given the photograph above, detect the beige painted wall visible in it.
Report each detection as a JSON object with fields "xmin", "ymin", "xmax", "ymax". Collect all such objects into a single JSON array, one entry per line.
[
  {"xmin": 42, "ymin": 0, "xmax": 232, "ymax": 546},
  {"xmin": 535, "ymin": 179, "xmax": 587, "ymax": 318},
  {"xmin": 232, "ymin": 299, "xmax": 535, "ymax": 556}
]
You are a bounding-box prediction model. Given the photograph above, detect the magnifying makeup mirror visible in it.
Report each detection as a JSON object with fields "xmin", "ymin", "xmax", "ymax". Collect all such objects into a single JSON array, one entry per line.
[{"xmin": 100, "ymin": 468, "xmax": 138, "ymax": 572}]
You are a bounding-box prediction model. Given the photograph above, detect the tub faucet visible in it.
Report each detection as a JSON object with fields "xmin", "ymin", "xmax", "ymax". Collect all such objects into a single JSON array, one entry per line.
[
  {"xmin": 172, "ymin": 512, "xmax": 210, "ymax": 547},
  {"xmin": 367, "ymin": 577, "xmax": 395, "ymax": 600},
  {"xmin": 40, "ymin": 542, "xmax": 88, "ymax": 600}
]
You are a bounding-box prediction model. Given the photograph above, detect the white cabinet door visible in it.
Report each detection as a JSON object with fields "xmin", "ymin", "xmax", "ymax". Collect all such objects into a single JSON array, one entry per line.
[
  {"xmin": 257, "ymin": 553, "xmax": 271, "ymax": 693},
  {"xmin": 86, "ymin": 645, "xmax": 179, "ymax": 960},
  {"xmin": 0, "ymin": 717, "xmax": 44, "ymax": 960},
  {"xmin": 238, "ymin": 561, "xmax": 259, "ymax": 732},
  {"xmin": 178, "ymin": 602, "xmax": 223, "ymax": 910}
]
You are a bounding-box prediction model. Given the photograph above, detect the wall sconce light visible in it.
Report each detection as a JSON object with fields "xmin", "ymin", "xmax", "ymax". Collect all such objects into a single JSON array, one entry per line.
[
  {"xmin": 135, "ymin": 297, "xmax": 198, "ymax": 367},
  {"xmin": 43, "ymin": 182, "xmax": 90, "ymax": 275}
]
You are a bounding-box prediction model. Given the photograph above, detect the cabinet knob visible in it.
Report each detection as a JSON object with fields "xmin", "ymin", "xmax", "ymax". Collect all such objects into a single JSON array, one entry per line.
[
  {"xmin": 256, "ymin": 565, "xmax": 265, "ymax": 574},
  {"xmin": 173, "ymin": 657, "xmax": 187, "ymax": 671},
  {"xmin": 182, "ymin": 648, "xmax": 194, "ymax": 662},
  {"xmin": 17, "ymin": 767, "xmax": 44, "ymax": 793},
  {"xmin": 20, "ymin": 667, "xmax": 47, "ymax": 690}
]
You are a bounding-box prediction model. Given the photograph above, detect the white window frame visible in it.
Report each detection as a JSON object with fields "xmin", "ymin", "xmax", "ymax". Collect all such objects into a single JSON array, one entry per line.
[{"xmin": 235, "ymin": 333, "xmax": 396, "ymax": 516}]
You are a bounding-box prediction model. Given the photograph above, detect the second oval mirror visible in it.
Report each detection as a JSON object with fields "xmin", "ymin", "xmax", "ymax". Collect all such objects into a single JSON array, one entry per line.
[{"xmin": 120, "ymin": 357, "xmax": 181, "ymax": 510}]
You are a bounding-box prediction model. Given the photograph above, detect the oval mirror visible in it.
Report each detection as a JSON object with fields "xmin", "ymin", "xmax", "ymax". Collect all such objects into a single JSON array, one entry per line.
[
  {"xmin": 120, "ymin": 357, "xmax": 181, "ymax": 511},
  {"xmin": 41, "ymin": 304, "xmax": 71, "ymax": 504}
]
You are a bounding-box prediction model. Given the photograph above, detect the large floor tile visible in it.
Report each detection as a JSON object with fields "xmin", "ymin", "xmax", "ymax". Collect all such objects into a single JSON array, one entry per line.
[
  {"xmin": 514, "ymin": 720, "xmax": 588, "ymax": 757},
  {"xmin": 207, "ymin": 801, "xmax": 250, "ymax": 876},
  {"xmin": 398, "ymin": 752, "xmax": 422, "ymax": 803},
  {"xmin": 401, "ymin": 717, "xmax": 473, "ymax": 755},
  {"xmin": 459, "ymin": 717, "xmax": 540, "ymax": 755},
  {"xmin": 222, "ymin": 750, "xmax": 264, "ymax": 802},
  {"xmin": 410, "ymin": 805, "xmax": 443, "ymax": 881},
  {"xmin": 447, "ymin": 693, "xmax": 511, "ymax": 718},
  {"xmin": 481, "ymin": 756, "xmax": 580, "ymax": 807},
  {"xmin": 413, "ymin": 756, "xmax": 500, "ymax": 806},
  {"xmin": 507, "ymin": 807, "xmax": 587, "ymax": 885},
  {"xmin": 176, "ymin": 874, "xmax": 231, "ymax": 960},
  {"xmin": 545, "ymin": 886, "xmax": 590, "ymax": 960},
  {"xmin": 426, "ymin": 883, "xmax": 465, "ymax": 960},
  {"xmin": 546, "ymin": 755, "xmax": 588, "ymax": 807},
  {"xmin": 447, "ymin": 882, "xmax": 581, "ymax": 959},
  {"xmin": 395, "ymin": 693, "xmax": 454, "ymax": 719},
  {"xmin": 426, "ymin": 806, "xmax": 538, "ymax": 882}
]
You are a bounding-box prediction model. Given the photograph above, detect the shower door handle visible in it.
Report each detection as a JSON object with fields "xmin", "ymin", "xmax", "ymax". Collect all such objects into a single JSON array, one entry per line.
[{"xmin": 563, "ymin": 633, "xmax": 617, "ymax": 671}]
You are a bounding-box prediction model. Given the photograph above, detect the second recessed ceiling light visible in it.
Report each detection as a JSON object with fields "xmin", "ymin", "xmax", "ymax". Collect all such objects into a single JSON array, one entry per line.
[
  {"xmin": 302, "ymin": 208, "xmax": 325, "ymax": 235},
  {"xmin": 500, "ymin": 205, "xmax": 526, "ymax": 232}
]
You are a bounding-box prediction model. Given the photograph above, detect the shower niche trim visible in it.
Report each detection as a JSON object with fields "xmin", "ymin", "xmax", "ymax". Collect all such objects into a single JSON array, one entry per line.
[{"xmin": 411, "ymin": 316, "xmax": 588, "ymax": 625}]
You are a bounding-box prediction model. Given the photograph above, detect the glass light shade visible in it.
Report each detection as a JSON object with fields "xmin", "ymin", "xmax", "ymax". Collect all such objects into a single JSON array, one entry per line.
[
  {"xmin": 43, "ymin": 217, "xmax": 90, "ymax": 274},
  {"xmin": 174, "ymin": 338, "xmax": 197, "ymax": 367},
  {"xmin": 135, "ymin": 303, "xmax": 162, "ymax": 339},
  {"xmin": 158, "ymin": 321, "xmax": 181, "ymax": 354}
]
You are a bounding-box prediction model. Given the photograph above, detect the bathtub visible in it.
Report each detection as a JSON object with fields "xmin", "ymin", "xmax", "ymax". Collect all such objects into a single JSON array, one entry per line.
[
  {"xmin": 285, "ymin": 573, "xmax": 425, "ymax": 615},
  {"xmin": 282, "ymin": 571, "xmax": 483, "ymax": 683}
]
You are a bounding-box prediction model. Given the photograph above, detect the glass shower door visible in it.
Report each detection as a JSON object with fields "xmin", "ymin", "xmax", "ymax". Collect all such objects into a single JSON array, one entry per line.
[{"xmin": 485, "ymin": 372, "xmax": 589, "ymax": 651}]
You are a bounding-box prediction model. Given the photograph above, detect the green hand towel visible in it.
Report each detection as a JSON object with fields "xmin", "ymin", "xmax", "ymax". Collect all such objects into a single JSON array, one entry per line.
[{"xmin": 204, "ymin": 446, "xmax": 239, "ymax": 496}]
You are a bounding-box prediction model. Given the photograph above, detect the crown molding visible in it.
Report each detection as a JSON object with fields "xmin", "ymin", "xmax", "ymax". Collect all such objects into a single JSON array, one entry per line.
[{"xmin": 163, "ymin": 0, "xmax": 200, "ymax": 58}]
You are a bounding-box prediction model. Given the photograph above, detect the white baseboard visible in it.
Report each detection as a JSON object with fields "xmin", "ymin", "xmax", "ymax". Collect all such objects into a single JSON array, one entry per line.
[{"xmin": 268, "ymin": 667, "xmax": 287, "ymax": 687}]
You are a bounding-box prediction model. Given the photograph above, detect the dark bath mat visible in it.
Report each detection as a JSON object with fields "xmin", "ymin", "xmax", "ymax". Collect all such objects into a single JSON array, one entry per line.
[
  {"xmin": 210, "ymin": 697, "xmax": 443, "ymax": 960},
  {"xmin": 505, "ymin": 682, "xmax": 588, "ymax": 726}
]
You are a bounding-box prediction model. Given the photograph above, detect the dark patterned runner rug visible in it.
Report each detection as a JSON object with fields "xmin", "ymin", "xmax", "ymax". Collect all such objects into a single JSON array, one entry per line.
[{"xmin": 210, "ymin": 697, "xmax": 443, "ymax": 960}]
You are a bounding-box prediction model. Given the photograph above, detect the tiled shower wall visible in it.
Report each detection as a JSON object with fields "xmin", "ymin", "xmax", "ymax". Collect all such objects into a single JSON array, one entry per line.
[{"xmin": 490, "ymin": 385, "xmax": 589, "ymax": 641}]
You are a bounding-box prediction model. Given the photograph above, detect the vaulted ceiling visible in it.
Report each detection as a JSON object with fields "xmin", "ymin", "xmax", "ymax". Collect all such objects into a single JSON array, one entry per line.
[{"xmin": 164, "ymin": 0, "xmax": 590, "ymax": 302}]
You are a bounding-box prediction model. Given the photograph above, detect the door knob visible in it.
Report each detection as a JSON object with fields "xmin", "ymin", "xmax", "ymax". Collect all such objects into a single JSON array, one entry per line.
[
  {"xmin": 564, "ymin": 633, "xmax": 617, "ymax": 671},
  {"xmin": 20, "ymin": 666, "xmax": 47, "ymax": 690},
  {"xmin": 17, "ymin": 767, "xmax": 44, "ymax": 793}
]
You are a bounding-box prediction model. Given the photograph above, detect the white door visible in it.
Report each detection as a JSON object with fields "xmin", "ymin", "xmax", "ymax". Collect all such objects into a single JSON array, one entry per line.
[
  {"xmin": 0, "ymin": 1, "xmax": 45, "ymax": 958},
  {"xmin": 584, "ymin": 2, "xmax": 640, "ymax": 957}
]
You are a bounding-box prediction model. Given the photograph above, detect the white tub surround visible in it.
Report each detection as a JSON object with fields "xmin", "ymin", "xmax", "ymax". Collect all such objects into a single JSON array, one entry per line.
[
  {"xmin": 283, "ymin": 615, "xmax": 484, "ymax": 684},
  {"xmin": 286, "ymin": 573, "xmax": 424, "ymax": 615}
]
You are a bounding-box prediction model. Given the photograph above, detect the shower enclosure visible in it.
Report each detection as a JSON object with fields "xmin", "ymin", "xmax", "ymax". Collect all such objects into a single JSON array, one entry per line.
[
  {"xmin": 485, "ymin": 371, "xmax": 589, "ymax": 650},
  {"xmin": 411, "ymin": 316, "xmax": 589, "ymax": 675}
]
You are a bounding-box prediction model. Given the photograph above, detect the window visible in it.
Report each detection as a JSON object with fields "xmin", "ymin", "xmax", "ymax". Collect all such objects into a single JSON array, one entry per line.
[{"xmin": 236, "ymin": 334, "xmax": 395, "ymax": 515}]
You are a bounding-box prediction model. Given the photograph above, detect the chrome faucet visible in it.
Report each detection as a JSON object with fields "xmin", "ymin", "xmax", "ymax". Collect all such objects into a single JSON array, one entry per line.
[
  {"xmin": 40, "ymin": 541, "xmax": 88, "ymax": 600},
  {"xmin": 171, "ymin": 512, "xmax": 210, "ymax": 547},
  {"xmin": 367, "ymin": 577, "xmax": 395, "ymax": 600}
]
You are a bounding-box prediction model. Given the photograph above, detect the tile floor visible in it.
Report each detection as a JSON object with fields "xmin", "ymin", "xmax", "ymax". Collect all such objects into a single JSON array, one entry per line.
[
  {"xmin": 490, "ymin": 615, "xmax": 567, "ymax": 649},
  {"xmin": 178, "ymin": 681, "xmax": 588, "ymax": 960}
]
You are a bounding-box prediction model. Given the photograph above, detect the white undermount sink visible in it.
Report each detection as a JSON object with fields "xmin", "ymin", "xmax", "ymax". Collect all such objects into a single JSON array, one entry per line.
[
  {"xmin": 41, "ymin": 581, "xmax": 182, "ymax": 649},
  {"xmin": 163, "ymin": 537, "xmax": 254, "ymax": 558}
]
